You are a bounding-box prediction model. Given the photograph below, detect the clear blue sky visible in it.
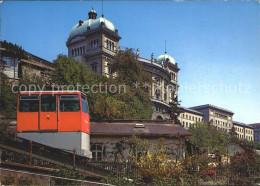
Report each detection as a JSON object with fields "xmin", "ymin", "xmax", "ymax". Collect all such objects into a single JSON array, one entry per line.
[{"xmin": 1, "ymin": 1, "xmax": 260, "ymax": 124}]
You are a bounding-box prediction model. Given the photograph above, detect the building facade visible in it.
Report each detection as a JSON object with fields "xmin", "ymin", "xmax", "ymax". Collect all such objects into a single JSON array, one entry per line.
[
  {"xmin": 0, "ymin": 48, "xmax": 19, "ymax": 80},
  {"xmin": 178, "ymin": 107, "xmax": 204, "ymax": 130},
  {"xmin": 90, "ymin": 120, "xmax": 191, "ymax": 161},
  {"xmin": 232, "ymin": 121, "xmax": 254, "ymax": 141},
  {"xmin": 190, "ymin": 104, "xmax": 234, "ymax": 133},
  {"xmin": 0, "ymin": 47, "xmax": 54, "ymax": 82},
  {"xmin": 137, "ymin": 53, "xmax": 179, "ymax": 120},
  {"xmin": 249, "ymin": 123, "xmax": 260, "ymax": 144},
  {"xmin": 66, "ymin": 8, "xmax": 179, "ymax": 120},
  {"xmin": 66, "ymin": 8, "xmax": 121, "ymax": 77}
]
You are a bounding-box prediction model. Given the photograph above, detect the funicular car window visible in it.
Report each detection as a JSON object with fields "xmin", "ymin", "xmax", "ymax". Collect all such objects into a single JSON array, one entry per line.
[
  {"xmin": 41, "ymin": 95, "xmax": 56, "ymax": 112},
  {"xmin": 81, "ymin": 96, "xmax": 88, "ymax": 113},
  {"xmin": 19, "ymin": 95, "xmax": 39, "ymax": 112},
  {"xmin": 60, "ymin": 95, "xmax": 80, "ymax": 112}
]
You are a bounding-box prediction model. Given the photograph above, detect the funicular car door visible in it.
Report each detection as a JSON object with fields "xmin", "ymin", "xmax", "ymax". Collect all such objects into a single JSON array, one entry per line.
[
  {"xmin": 17, "ymin": 94, "xmax": 39, "ymax": 132},
  {"xmin": 39, "ymin": 94, "xmax": 58, "ymax": 131},
  {"xmin": 58, "ymin": 94, "xmax": 81, "ymax": 131}
]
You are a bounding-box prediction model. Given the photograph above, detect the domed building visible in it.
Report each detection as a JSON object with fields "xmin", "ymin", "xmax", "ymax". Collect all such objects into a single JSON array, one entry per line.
[
  {"xmin": 66, "ymin": 8, "xmax": 121, "ymax": 76},
  {"xmin": 66, "ymin": 8, "xmax": 180, "ymax": 120},
  {"xmin": 137, "ymin": 51, "xmax": 179, "ymax": 120}
]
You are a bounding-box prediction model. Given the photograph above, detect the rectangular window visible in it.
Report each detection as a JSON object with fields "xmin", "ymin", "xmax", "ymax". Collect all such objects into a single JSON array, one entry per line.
[
  {"xmin": 19, "ymin": 95, "xmax": 39, "ymax": 112},
  {"xmin": 91, "ymin": 65, "xmax": 97, "ymax": 72},
  {"xmin": 2, "ymin": 56, "xmax": 15, "ymax": 66},
  {"xmin": 112, "ymin": 42, "xmax": 114, "ymax": 51},
  {"xmin": 60, "ymin": 95, "xmax": 80, "ymax": 112},
  {"xmin": 106, "ymin": 40, "xmax": 109, "ymax": 49},
  {"xmin": 231, "ymin": 144, "xmax": 236, "ymax": 151},
  {"xmin": 41, "ymin": 95, "xmax": 56, "ymax": 112},
  {"xmin": 96, "ymin": 39, "xmax": 99, "ymax": 48},
  {"xmin": 81, "ymin": 96, "xmax": 88, "ymax": 113},
  {"xmin": 91, "ymin": 144, "xmax": 103, "ymax": 161},
  {"xmin": 108, "ymin": 66, "xmax": 112, "ymax": 75}
]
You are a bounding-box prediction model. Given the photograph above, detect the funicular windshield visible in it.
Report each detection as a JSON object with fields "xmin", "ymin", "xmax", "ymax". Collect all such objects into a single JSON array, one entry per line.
[
  {"xmin": 41, "ymin": 94, "xmax": 56, "ymax": 112},
  {"xmin": 19, "ymin": 95, "xmax": 39, "ymax": 112},
  {"xmin": 81, "ymin": 96, "xmax": 88, "ymax": 113},
  {"xmin": 60, "ymin": 95, "xmax": 80, "ymax": 112}
]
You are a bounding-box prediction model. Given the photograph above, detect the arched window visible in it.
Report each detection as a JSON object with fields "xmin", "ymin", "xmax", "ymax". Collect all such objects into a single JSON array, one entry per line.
[
  {"xmin": 155, "ymin": 88, "xmax": 160, "ymax": 100},
  {"xmin": 96, "ymin": 39, "xmax": 99, "ymax": 48},
  {"xmin": 72, "ymin": 49, "xmax": 74, "ymax": 56},
  {"xmin": 112, "ymin": 42, "xmax": 114, "ymax": 51},
  {"xmin": 157, "ymin": 115, "xmax": 163, "ymax": 120},
  {"xmin": 106, "ymin": 40, "xmax": 109, "ymax": 49},
  {"xmin": 109, "ymin": 41, "xmax": 111, "ymax": 50},
  {"xmin": 80, "ymin": 47, "xmax": 82, "ymax": 54},
  {"xmin": 91, "ymin": 41, "xmax": 94, "ymax": 49}
]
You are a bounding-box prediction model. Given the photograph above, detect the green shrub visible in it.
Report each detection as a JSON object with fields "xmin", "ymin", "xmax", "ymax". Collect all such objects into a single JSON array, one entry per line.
[
  {"xmin": 17, "ymin": 176, "xmax": 32, "ymax": 185},
  {"xmin": 1, "ymin": 175, "xmax": 15, "ymax": 185}
]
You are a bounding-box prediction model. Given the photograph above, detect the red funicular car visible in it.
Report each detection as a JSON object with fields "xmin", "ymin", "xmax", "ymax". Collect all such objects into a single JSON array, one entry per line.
[{"xmin": 17, "ymin": 91, "xmax": 91, "ymax": 157}]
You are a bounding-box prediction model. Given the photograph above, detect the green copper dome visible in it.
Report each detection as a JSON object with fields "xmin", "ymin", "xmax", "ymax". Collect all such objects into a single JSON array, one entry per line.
[
  {"xmin": 69, "ymin": 8, "xmax": 116, "ymax": 39},
  {"xmin": 156, "ymin": 53, "xmax": 176, "ymax": 65}
]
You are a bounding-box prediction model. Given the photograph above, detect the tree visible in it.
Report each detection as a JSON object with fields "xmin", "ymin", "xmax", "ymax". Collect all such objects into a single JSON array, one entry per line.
[
  {"xmin": 166, "ymin": 96, "xmax": 182, "ymax": 123},
  {"xmin": 0, "ymin": 72, "xmax": 17, "ymax": 118},
  {"xmin": 51, "ymin": 54, "xmax": 152, "ymax": 120},
  {"xmin": 1, "ymin": 40, "xmax": 33, "ymax": 60},
  {"xmin": 188, "ymin": 122, "xmax": 228, "ymax": 155},
  {"xmin": 111, "ymin": 48, "xmax": 153, "ymax": 119},
  {"xmin": 228, "ymin": 148, "xmax": 260, "ymax": 185}
]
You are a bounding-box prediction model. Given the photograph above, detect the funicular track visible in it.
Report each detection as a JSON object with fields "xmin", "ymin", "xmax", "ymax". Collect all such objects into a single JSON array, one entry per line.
[{"xmin": 0, "ymin": 138, "xmax": 110, "ymax": 179}]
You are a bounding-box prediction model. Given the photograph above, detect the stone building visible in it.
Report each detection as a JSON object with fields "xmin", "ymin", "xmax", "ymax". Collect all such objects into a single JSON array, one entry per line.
[
  {"xmin": 66, "ymin": 8, "xmax": 179, "ymax": 120},
  {"xmin": 137, "ymin": 53, "xmax": 179, "ymax": 120},
  {"xmin": 178, "ymin": 107, "xmax": 204, "ymax": 130},
  {"xmin": 189, "ymin": 104, "xmax": 234, "ymax": 133},
  {"xmin": 90, "ymin": 120, "xmax": 191, "ymax": 161},
  {"xmin": 0, "ymin": 47, "xmax": 54, "ymax": 82},
  {"xmin": 249, "ymin": 123, "xmax": 260, "ymax": 144},
  {"xmin": 66, "ymin": 8, "xmax": 120, "ymax": 77},
  {"xmin": 233, "ymin": 121, "xmax": 254, "ymax": 141},
  {"xmin": 0, "ymin": 48, "xmax": 19, "ymax": 80}
]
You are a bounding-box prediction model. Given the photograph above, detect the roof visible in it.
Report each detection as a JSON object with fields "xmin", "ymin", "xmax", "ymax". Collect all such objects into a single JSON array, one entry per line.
[
  {"xmin": 90, "ymin": 121, "xmax": 191, "ymax": 137},
  {"xmin": 0, "ymin": 47, "xmax": 53, "ymax": 68},
  {"xmin": 233, "ymin": 121, "xmax": 253, "ymax": 129},
  {"xmin": 19, "ymin": 90, "xmax": 87, "ymax": 96},
  {"xmin": 189, "ymin": 104, "xmax": 234, "ymax": 115},
  {"xmin": 248, "ymin": 123, "xmax": 260, "ymax": 128},
  {"xmin": 156, "ymin": 53, "xmax": 176, "ymax": 65},
  {"xmin": 179, "ymin": 106, "xmax": 204, "ymax": 116},
  {"xmin": 69, "ymin": 17, "xmax": 115, "ymax": 39},
  {"xmin": 20, "ymin": 59, "xmax": 54, "ymax": 71}
]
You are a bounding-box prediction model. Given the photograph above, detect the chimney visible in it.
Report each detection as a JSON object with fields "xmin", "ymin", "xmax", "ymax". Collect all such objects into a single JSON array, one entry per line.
[{"xmin": 79, "ymin": 20, "xmax": 83, "ymax": 26}]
